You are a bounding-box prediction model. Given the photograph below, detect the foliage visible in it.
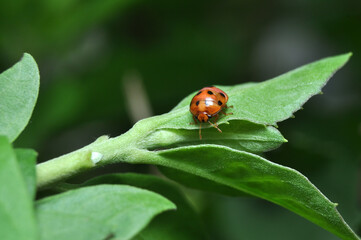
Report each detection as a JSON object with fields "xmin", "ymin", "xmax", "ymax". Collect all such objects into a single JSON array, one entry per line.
[
  {"xmin": 0, "ymin": 53, "xmax": 359, "ymax": 239},
  {"xmin": 0, "ymin": 54, "xmax": 39, "ymax": 142},
  {"xmin": 36, "ymin": 185, "xmax": 175, "ymax": 240},
  {"xmin": 0, "ymin": 136, "xmax": 38, "ymax": 240}
]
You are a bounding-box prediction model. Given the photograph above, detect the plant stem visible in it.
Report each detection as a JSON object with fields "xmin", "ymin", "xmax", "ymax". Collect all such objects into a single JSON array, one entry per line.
[
  {"xmin": 36, "ymin": 150, "xmax": 94, "ymax": 189},
  {"xmin": 35, "ymin": 110, "xmax": 184, "ymax": 189},
  {"xmin": 36, "ymin": 127, "xmax": 140, "ymax": 189}
]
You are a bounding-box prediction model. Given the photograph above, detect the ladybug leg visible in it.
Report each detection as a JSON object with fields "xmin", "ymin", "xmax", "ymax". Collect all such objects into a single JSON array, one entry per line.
[
  {"xmin": 214, "ymin": 114, "xmax": 219, "ymax": 123},
  {"xmin": 199, "ymin": 123, "xmax": 202, "ymax": 140},
  {"xmin": 209, "ymin": 121, "xmax": 222, "ymax": 133},
  {"xmin": 221, "ymin": 110, "xmax": 233, "ymax": 116},
  {"xmin": 221, "ymin": 105, "xmax": 233, "ymax": 116},
  {"xmin": 213, "ymin": 114, "xmax": 219, "ymax": 127},
  {"xmin": 190, "ymin": 116, "xmax": 202, "ymax": 139}
]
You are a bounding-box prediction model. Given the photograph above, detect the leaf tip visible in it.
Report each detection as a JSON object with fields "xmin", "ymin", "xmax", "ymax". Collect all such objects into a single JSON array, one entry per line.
[
  {"xmin": 20, "ymin": 52, "xmax": 40, "ymax": 86},
  {"xmin": 335, "ymin": 52, "xmax": 353, "ymax": 66},
  {"xmin": 335, "ymin": 52, "xmax": 352, "ymax": 61},
  {"xmin": 22, "ymin": 53, "xmax": 38, "ymax": 67},
  {"xmin": 345, "ymin": 52, "xmax": 353, "ymax": 58},
  {"xmin": 23, "ymin": 52, "xmax": 33, "ymax": 58},
  {"xmin": 169, "ymin": 203, "xmax": 177, "ymax": 210}
]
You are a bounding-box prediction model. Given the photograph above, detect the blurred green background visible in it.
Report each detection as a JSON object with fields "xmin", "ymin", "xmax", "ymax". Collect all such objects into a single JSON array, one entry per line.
[{"xmin": 1, "ymin": 0, "xmax": 360, "ymax": 239}]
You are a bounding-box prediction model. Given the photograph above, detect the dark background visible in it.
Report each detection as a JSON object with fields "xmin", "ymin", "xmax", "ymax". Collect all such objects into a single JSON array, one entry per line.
[{"xmin": 1, "ymin": 0, "xmax": 360, "ymax": 239}]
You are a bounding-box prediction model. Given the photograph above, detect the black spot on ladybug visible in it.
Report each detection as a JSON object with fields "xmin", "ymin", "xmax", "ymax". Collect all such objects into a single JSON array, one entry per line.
[
  {"xmin": 196, "ymin": 101, "xmax": 200, "ymax": 106},
  {"xmin": 196, "ymin": 91, "xmax": 202, "ymax": 96},
  {"xmin": 207, "ymin": 90, "xmax": 213, "ymax": 95},
  {"xmin": 219, "ymin": 92, "xmax": 226, "ymax": 98},
  {"xmin": 218, "ymin": 100, "xmax": 223, "ymax": 106}
]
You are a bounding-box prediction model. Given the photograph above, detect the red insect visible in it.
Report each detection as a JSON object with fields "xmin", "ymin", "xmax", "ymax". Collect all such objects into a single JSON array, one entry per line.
[{"xmin": 190, "ymin": 86, "xmax": 233, "ymax": 139}]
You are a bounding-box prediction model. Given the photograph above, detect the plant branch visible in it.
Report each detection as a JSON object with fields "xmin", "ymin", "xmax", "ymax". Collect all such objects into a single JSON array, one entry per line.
[{"xmin": 36, "ymin": 123, "xmax": 146, "ymax": 189}]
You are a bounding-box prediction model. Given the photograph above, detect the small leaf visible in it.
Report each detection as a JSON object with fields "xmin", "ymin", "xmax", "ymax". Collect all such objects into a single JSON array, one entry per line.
[
  {"xmin": 0, "ymin": 136, "xmax": 38, "ymax": 240},
  {"xmin": 83, "ymin": 173, "xmax": 208, "ymax": 240},
  {"xmin": 133, "ymin": 145, "xmax": 360, "ymax": 240},
  {"xmin": 0, "ymin": 53, "xmax": 40, "ymax": 142},
  {"xmin": 150, "ymin": 53, "xmax": 351, "ymax": 131},
  {"xmin": 15, "ymin": 148, "xmax": 37, "ymax": 199},
  {"xmin": 36, "ymin": 185, "xmax": 176, "ymax": 240},
  {"xmin": 142, "ymin": 120, "xmax": 286, "ymax": 153}
]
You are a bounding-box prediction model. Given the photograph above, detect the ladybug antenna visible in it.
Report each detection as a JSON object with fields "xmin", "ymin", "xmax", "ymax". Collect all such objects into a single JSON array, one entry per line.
[
  {"xmin": 199, "ymin": 123, "xmax": 202, "ymax": 140},
  {"xmin": 209, "ymin": 121, "xmax": 222, "ymax": 133}
]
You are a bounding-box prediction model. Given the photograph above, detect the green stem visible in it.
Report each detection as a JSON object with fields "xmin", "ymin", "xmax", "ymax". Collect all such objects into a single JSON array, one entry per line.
[
  {"xmin": 36, "ymin": 150, "xmax": 94, "ymax": 189},
  {"xmin": 35, "ymin": 110, "xmax": 186, "ymax": 189},
  {"xmin": 36, "ymin": 124, "xmax": 141, "ymax": 189}
]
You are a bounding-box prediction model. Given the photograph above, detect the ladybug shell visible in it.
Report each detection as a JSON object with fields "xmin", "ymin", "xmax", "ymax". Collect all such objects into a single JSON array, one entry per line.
[{"xmin": 190, "ymin": 86, "xmax": 229, "ymax": 119}]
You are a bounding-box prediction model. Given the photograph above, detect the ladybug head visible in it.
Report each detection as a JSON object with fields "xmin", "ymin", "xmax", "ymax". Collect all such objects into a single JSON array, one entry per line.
[{"xmin": 197, "ymin": 113, "xmax": 209, "ymax": 123}]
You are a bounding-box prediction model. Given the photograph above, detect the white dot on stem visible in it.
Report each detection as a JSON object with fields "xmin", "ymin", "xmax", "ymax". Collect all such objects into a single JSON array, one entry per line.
[{"xmin": 91, "ymin": 152, "xmax": 103, "ymax": 164}]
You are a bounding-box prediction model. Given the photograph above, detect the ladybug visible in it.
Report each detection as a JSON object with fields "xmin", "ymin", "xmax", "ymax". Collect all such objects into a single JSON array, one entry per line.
[{"xmin": 190, "ymin": 86, "xmax": 233, "ymax": 139}]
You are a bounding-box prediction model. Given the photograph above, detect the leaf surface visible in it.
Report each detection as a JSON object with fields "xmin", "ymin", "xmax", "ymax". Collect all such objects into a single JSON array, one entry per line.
[
  {"xmin": 36, "ymin": 185, "xmax": 176, "ymax": 240},
  {"xmin": 142, "ymin": 120, "xmax": 286, "ymax": 153},
  {"xmin": 151, "ymin": 53, "xmax": 351, "ymax": 131},
  {"xmin": 83, "ymin": 173, "xmax": 208, "ymax": 240},
  {"xmin": 131, "ymin": 145, "xmax": 360, "ymax": 240},
  {"xmin": 0, "ymin": 53, "xmax": 40, "ymax": 142},
  {"xmin": 15, "ymin": 148, "xmax": 37, "ymax": 199},
  {"xmin": 0, "ymin": 136, "xmax": 38, "ymax": 240}
]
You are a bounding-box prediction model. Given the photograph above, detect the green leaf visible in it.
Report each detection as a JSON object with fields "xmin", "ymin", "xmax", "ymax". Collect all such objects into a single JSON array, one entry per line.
[
  {"xmin": 36, "ymin": 185, "xmax": 176, "ymax": 240},
  {"xmin": 142, "ymin": 120, "xmax": 286, "ymax": 153},
  {"xmin": 134, "ymin": 145, "xmax": 359, "ymax": 240},
  {"xmin": 15, "ymin": 148, "xmax": 37, "ymax": 199},
  {"xmin": 151, "ymin": 53, "xmax": 351, "ymax": 132},
  {"xmin": 0, "ymin": 53, "xmax": 40, "ymax": 142},
  {"xmin": 159, "ymin": 167, "xmax": 250, "ymax": 197},
  {"xmin": 82, "ymin": 173, "xmax": 208, "ymax": 240},
  {"xmin": 0, "ymin": 136, "xmax": 38, "ymax": 240}
]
